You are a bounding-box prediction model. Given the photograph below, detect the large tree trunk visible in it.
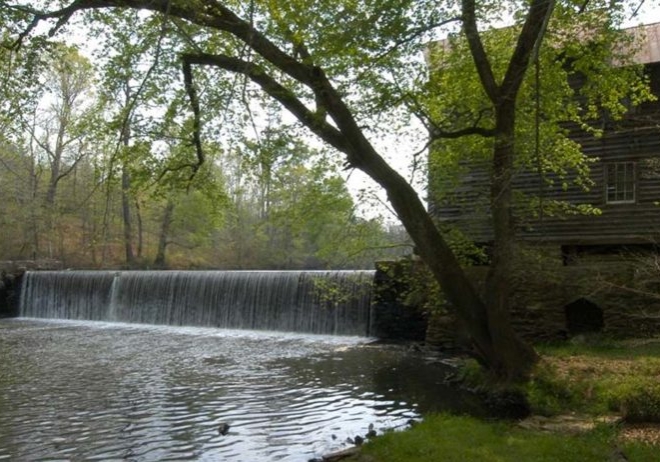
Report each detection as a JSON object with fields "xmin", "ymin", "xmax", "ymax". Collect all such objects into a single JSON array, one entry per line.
[
  {"xmin": 485, "ymin": 103, "xmax": 539, "ymax": 382},
  {"xmin": 135, "ymin": 198, "xmax": 143, "ymax": 259}
]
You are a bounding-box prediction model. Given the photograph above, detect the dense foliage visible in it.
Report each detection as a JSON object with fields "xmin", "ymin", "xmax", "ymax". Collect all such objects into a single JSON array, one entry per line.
[{"xmin": 0, "ymin": 6, "xmax": 408, "ymax": 268}]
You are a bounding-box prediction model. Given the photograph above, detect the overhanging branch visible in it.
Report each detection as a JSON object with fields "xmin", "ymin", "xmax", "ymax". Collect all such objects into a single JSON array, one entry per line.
[
  {"xmin": 6, "ymin": 0, "xmax": 106, "ymax": 48},
  {"xmin": 181, "ymin": 52, "xmax": 349, "ymax": 154},
  {"xmin": 372, "ymin": 17, "xmax": 462, "ymax": 62},
  {"xmin": 404, "ymin": 90, "xmax": 495, "ymax": 139},
  {"xmin": 181, "ymin": 57, "xmax": 204, "ymax": 174}
]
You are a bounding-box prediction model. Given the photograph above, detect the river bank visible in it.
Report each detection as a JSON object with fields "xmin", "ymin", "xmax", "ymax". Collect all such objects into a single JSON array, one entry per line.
[{"xmin": 338, "ymin": 336, "xmax": 660, "ymax": 461}]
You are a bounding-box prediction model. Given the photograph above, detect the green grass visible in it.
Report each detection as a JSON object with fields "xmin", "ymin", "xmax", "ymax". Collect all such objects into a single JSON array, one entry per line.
[
  {"xmin": 354, "ymin": 414, "xmax": 657, "ymax": 462},
  {"xmin": 349, "ymin": 339, "xmax": 660, "ymax": 462},
  {"xmin": 536, "ymin": 336, "xmax": 660, "ymax": 359},
  {"xmin": 527, "ymin": 337, "xmax": 660, "ymax": 420}
]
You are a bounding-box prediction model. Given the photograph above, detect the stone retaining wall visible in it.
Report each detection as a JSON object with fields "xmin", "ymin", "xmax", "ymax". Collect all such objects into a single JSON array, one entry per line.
[
  {"xmin": 371, "ymin": 260, "xmax": 428, "ymax": 341},
  {"xmin": 373, "ymin": 253, "xmax": 660, "ymax": 346}
]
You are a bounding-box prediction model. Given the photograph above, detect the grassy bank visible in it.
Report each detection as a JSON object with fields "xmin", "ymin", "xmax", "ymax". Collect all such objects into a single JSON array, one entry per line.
[
  {"xmin": 529, "ymin": 337, "xmax": 660, "ymax": 421},
  {"xmin": 351, "ymin": 414, "xmax": 656, "ymax": 461},
  {"xmin": 347, "ymin": 337, "xmax": 660, "ymax": 462}
]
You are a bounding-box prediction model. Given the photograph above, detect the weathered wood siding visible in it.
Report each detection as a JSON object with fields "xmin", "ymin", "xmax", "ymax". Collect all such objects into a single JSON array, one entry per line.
[{"xmin": 430, "ymin": 61, "xmax": 660, "ymax": 245}]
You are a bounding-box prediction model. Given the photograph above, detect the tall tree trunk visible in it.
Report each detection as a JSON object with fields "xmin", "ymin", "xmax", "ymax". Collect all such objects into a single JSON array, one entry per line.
[
  {"xmin": 135, "ymin": 198, "xmax": 143, "ymax": 259},
  {"xmin": 154, "ymin": 199, "xmax": 175, "ymax": 268},
  {"xmin": 485, "ymin": 103, "xmax": 538, "ymax": 382},
  {"xmin": 45, "ymin": 109, "xmax": 67, "ymax": 208},
  {"xmin": 121, "ymin": 163, "xmax": 135, "ymax": 266},
  {"xmin": 100, "ymin": 178, "xmax": 112, "ymax": 266},
  {"xmin": 43, "ymin": 124, "xmax": 65, "ymax": 259},
  {"xmin": 121, "ymin": 83, "xmax": 135, "ymax": 267},
  {"xmin": 27, "ymin": 153, "xmax": 41, "ymax": 259}
]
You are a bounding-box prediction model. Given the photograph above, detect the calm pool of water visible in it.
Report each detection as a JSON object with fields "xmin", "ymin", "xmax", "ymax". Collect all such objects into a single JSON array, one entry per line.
[{"xmin": 0, "ymin": 318, "xmax": 479, "ymax": 461}]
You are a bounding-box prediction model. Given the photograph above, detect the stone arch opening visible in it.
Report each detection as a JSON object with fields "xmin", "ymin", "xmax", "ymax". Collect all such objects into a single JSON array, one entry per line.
[{"xmin": 564, "ymin": 298, "xmax": 604, "ymax": 335}]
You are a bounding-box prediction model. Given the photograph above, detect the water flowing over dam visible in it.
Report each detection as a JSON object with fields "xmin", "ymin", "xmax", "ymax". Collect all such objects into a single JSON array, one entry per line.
[
  {"xmin": 19, "ymin": 270, "xmax": 375, "ymax": 336},
  {"xmin": 6, "ymin": 270, "xmax": 487, "ymax": 461}
]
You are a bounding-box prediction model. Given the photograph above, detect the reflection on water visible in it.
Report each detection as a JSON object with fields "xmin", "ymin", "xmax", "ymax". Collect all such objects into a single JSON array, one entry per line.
[{"xmin": 0, "ymin": 319, "xmax": 475, "ymax": 461}]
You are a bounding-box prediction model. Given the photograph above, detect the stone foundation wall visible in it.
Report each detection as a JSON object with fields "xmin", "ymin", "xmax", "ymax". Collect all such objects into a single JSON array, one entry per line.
[
  {"xmin": 374, "ymin": 252, "xmax": 660, "ymax": 346},
  {"xmin": 371, "ymin": 260, "xmax": 429, "ymax": 341},
  {"xmin": 508, "ymin": 256, "xmax": 660, "ymax": 340}
]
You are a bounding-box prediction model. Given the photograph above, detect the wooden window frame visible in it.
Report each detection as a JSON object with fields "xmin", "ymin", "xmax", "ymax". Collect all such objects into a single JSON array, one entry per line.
[{"xmin": 605, "ymin": 161, "xmax": 636, "ymax": 204}]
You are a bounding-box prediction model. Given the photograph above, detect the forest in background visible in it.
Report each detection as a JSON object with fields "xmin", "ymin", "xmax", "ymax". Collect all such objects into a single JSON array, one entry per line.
[{"xmin": 0, "ymin": 40, "xmax": 409, "ymax": 269}]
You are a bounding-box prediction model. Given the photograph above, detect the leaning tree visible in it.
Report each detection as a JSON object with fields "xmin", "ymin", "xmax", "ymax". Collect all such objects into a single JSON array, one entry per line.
[{"xmin": 1, "ymin": 0, "xmax": 651, "ymax": 382}]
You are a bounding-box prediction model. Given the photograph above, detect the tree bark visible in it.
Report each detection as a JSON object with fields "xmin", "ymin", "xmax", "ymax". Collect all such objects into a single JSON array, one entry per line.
[
  {"xmin": 154, "ymin": 199, "xmax": 175, "ymax": 268},
  {"xmin": 135, "ymin": 198, "xmax": 143, "ymax": 259},
  {"xmin": 121, "ymin": 84, "xmax": 135, "ymax": 267},
  {"xmin": 461, "ymin": 0, "xmax": 553, "ymax": 380},
  {"xmin": 485, "ymin": 103, "xmax": 538, "ymax": 382},
  {"xmin": 121, "ymin": 164, "xmax": 135, "ymax": 266}
]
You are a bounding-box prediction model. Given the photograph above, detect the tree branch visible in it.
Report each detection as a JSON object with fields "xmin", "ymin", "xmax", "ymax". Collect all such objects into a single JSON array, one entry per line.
[
  {"xmin": 430, "ymin": 125, "xmax": 495, "ymax": 139},
  {"xmin": 6, "ymin": 0, "xmax": 107, "ymax": 48},
  {"xmin": 373, "ymin": 17, "xmax": 462, "ymax": 62},
  {"xmin": 56, "ymin": 149, "xmax": 85, "ymax": 181},
  {"xmin": 404, "ymin": 89, "xmax": 495, "ymax": 139},
  {"xmin": 181, "ymin": 52, "xmax": 349, "ymax": 154},
  {"xmin": 629, "ymin": 0, "xmax": 646, "ymax": 18},
  {"xmin": 577, "ymin": 0, "xmax": 590, "ymax": 14},
  {"xmin": 461, "ymin": 0, "xmax": 498, "ymax": 102},
  {"xmin": 500, "ymin": 0, "xmax": 555, "ymax": 103},
  {"xmin": 12, "ymin": 0, "xmax": 321, "ymax": 88},
  {"xmin": 181, "ymin": 56, "xmax": 204, "ymax": 174}
]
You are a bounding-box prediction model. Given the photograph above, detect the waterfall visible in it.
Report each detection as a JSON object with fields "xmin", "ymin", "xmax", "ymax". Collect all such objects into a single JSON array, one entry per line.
[{"xmin": 19, "ymin": 270, "xmax": 375, "ymax": 336}]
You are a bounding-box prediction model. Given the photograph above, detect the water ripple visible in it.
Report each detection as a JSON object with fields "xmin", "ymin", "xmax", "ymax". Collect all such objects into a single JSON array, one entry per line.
[{"xmin": 0, "ymin": 319, "xmax": 479, "ymax": 461}]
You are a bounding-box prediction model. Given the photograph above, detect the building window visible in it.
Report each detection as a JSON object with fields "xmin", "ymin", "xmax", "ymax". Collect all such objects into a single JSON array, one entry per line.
[{"xmin": 605, "ymin": 162, "xmax": 636, "ymax": 204}]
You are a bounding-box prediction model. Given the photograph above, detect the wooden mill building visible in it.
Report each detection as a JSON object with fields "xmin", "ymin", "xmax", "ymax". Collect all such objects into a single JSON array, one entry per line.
[{"xmin": 429, "ymin": 23, "xmax": 660, "ymax": 261}]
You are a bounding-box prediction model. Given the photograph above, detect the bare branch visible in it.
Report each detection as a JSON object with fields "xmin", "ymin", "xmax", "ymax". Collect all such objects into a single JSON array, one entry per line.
[
  {"xmin": 181, "ymin": 56, "xmax": 205, "ymax": 174},
  {"xmin": 629, "ymin": 0, "xmax": 646, "ymax": 19},
  {"xmin": 154, "ymin": 161, "xmax": 201, "ymax": 184},
  {"xmin": 6, "ymin": 0, "xmax": 105, "ymax": 48},
  {"xmin": 577, "ymin": 0, "xmax": 590, "ymax": 14},
  {"xmin": 56, "ymin": 149, "xmax": 85, "ymax": 181},
  {"xmin": 115, "ymin": 1, "xmax": 171, "ymax": 147},
  {"xmin": 403, "ymin": 88, "xmax": 495, "ymax": 139}
]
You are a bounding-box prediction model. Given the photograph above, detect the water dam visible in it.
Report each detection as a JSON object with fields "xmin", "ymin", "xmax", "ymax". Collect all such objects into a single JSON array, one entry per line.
[{"xmin": 19, "ymin": 270, "xmax": 375, "ymax": 336}]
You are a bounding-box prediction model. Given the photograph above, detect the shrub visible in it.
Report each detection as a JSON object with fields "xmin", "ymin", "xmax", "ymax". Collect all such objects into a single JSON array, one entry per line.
[
  {"xmin": 525, "ymin": 360, "xmax": 575, "ymax": 416},
  {"xmin": 607, "ymin": 380, "xmax": 660, "ymax": 423}
]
